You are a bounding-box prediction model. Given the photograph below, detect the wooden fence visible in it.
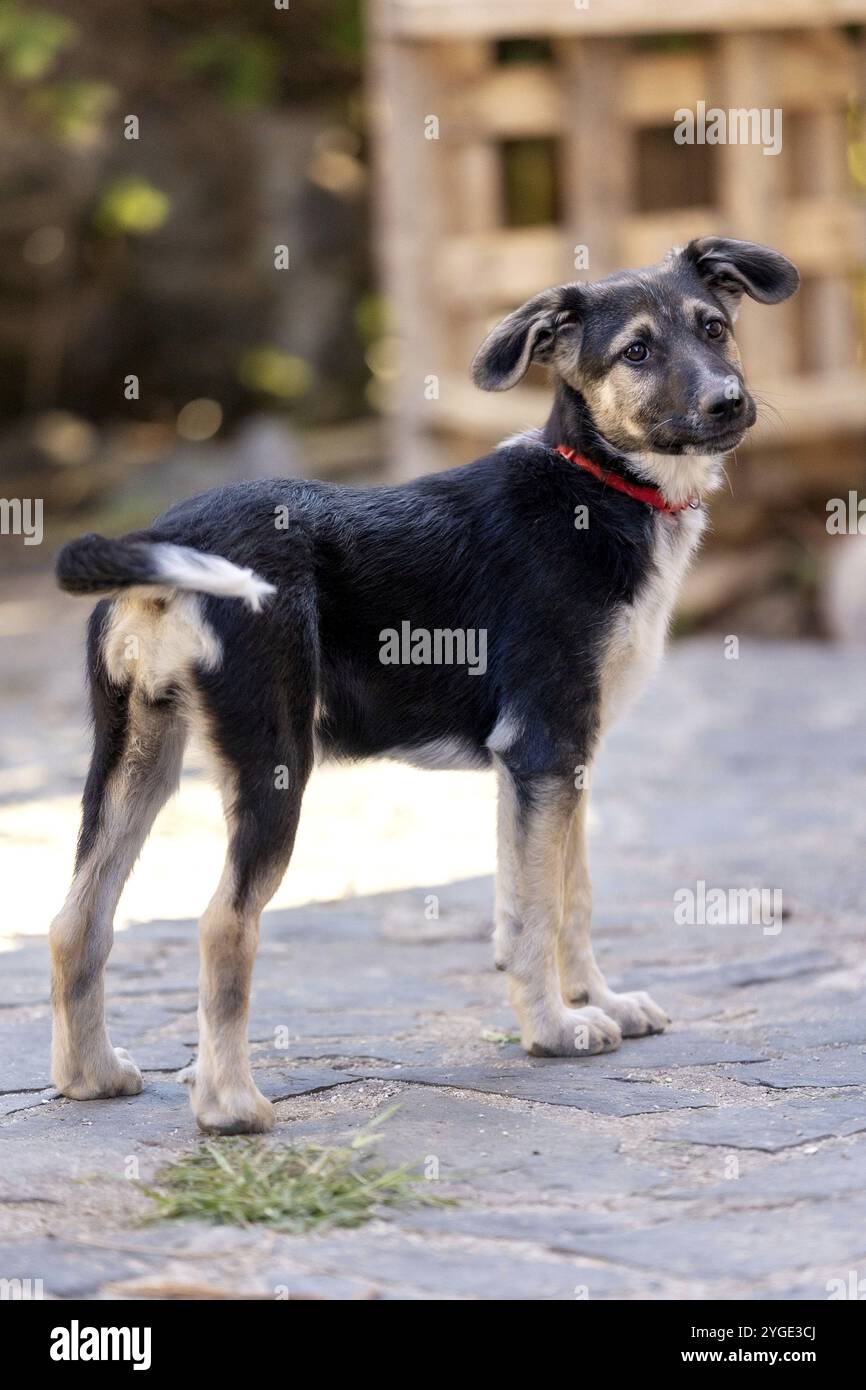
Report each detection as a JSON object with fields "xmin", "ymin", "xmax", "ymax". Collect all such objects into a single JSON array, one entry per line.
[{"xmin": 369, "ymin": 0, "xmax": 866, "ymax": 477}]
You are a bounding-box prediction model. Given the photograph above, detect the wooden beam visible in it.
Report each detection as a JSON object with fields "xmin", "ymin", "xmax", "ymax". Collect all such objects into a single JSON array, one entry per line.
[
  {"xmin": 367, "ymin": 3, "xmax": 447, "ymax": 476},
  {"xmin": 435, "ymin": 227, "xmax": 565, "ymax": 308},
  {"xmin": 424, "ymin": 371, "xmax": 866, "ymax": 447},
  {"xmin": 377, "ymin": 0, "xmax": 866, "ymax": 40},
  {"xmin": 716, "ymin": 34, "xmax": 796, "ymax": 377},
  {"xmin": 622, "ymin": 51, "xmax": 710, "ymax": 125},
  {"xmin": 442, "ymin": 63, "xmax": 561, "ymax": 140},
  {"xmin": 558, "ymin": 38, "xmax": 633, "ymax": 278},
  {"xmin": 620, "ymin": 202, "xmax": 866, "ymax": 278},
  {"xmin": 434, "ymin": 41, "xmax": 504, "ymax": 232},
  {"xmin": 434, "ymin": 195, "xmax": 865, "ymax": 313},
  {"xmin": 620, "ymin": 209, "xmax": 718, "ymax": 269},
  {"xmin": 798, "ymin": 109, "xmax": 858, "ymax": 372},
  {"xmin": 430, "ymin": 36, "xmax": 860, "ymax": 141}
]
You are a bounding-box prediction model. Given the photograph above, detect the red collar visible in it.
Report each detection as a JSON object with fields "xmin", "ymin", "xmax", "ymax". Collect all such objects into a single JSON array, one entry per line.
[{"xmin": 555, "ymin": 445, "xmax": 697, "ymax": 514}]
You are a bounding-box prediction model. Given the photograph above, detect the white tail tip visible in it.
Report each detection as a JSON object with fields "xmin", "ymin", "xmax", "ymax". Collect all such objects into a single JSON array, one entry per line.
[{"xmin": 153, "ymin": 544, "xmax": 276, "ymax": 612}]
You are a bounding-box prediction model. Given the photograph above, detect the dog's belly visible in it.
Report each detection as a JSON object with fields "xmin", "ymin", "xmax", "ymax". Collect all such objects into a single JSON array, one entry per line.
[
  {"xmin": 316, "ymin": 729, "xmax": 491, "ymax": 771},
  {"xmin": 383, "ymin": 737, "xmax": 491, "ymax": 770},
  {"xmin": 314, "ymin": 692, "xmax": 492, "ymax": 770}
]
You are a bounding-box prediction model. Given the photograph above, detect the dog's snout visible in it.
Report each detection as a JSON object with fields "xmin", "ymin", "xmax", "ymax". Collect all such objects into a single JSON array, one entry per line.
[{"xmin": 699, "ymin": 385, "xmax": 744, "ymax": 423}]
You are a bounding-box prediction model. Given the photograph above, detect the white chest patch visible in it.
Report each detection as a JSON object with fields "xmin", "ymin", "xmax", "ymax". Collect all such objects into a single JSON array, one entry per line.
[{"xmin": 598, "ymin": 507, "xmax": 704, "ymax": 730}]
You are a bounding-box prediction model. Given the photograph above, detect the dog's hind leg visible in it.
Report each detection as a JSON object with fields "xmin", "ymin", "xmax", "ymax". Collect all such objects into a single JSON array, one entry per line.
[
  {"xmin": 557, "ymin": 783, "xmax": 669, "ymax": 1037},
  {"xmin": 494, "ymin": 761, "xmax": 622, "ymax": 1058},
  {"xmin": 51, "ymin": 610, "xmax": 187, "ymax": 1098},
  {"xmin": 185, "ymin": 657, "xmax": 314, "ymax": 1135}
]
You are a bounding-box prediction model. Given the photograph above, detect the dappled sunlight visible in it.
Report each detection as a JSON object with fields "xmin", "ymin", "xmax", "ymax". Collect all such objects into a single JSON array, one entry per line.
[{"xmin": 0, "ymin": 759, "xmax": 497, "ymax": 947}]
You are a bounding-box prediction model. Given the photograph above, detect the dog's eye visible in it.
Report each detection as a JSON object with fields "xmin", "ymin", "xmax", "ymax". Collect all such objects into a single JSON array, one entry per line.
[
  {"xmin": 705, "ymin": 319, "xmax": 726, "ymax": 339},
  {"xmin": 622, "ymin": 342, "xmax": 649, "ymax": 363}
]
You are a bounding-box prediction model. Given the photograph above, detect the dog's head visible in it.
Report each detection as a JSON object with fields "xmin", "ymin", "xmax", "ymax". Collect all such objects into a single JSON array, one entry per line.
[{"xmin": 472, "ymin": 237, "xmax": 799, "ymax": 457}]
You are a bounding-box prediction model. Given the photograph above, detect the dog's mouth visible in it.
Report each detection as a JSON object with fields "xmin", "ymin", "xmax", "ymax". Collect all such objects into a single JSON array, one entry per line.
[
  {"xmin": 638, "ymin": 397, "xmax": 757, "ymax": 456},
  {"xmin": 651, "ymin": 426, "xmax": 748, "ymax": 455}
]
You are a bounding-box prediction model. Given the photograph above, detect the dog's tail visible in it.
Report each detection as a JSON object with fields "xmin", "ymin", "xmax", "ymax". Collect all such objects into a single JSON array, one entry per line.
[{"xmin": 55, "ymin": 532, "xmax": 275, "ymax": 613}]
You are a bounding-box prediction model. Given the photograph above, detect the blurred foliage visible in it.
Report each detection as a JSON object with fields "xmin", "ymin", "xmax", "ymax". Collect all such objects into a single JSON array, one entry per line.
[
  {"xmin": 354, "ymin": 292, "xmax": 390, "ymax": 344},
  {"xmin": 28, "ymin": 77, "xmax": 117, "ymax": 144},
  {"xmin": 179, "ymin": 32, "xmax": 281, "ymax": 110},
  {"xmin": 0, "ymin": 0, "xmax": 76, "ymax": 80},
  {"xmin": 0, "ymin": 1, "xmax": 371, "ymax": 435},
  {"xmin": 327, "ymin": 0, "xmax": 363, "ymax": 59},
  {"xmin": 237, "ymin": 347, "xmax": 315, "ymax": 401},
  {"xmin": 3, "ymin": 1, "xmax": 365, "ymax": 136},
  {"xmin": 94, "ymin": 176, "xmax": 171, "ymax": 234}
]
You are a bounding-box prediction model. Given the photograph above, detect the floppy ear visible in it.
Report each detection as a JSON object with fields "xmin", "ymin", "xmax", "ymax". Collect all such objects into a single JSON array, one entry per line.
[
  {"xmin": 471, "ymin": 285, "xmax": 583, "ymax": 391},
  {"xmin": 685, "ymin": 237, "xmax": 800, "ymax": 315}
]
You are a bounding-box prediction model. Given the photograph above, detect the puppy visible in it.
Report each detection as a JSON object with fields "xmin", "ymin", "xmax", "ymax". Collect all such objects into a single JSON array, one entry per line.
[{"xmin": 51, "ymin": 237, "xmax": 799, "ymax": 1133}]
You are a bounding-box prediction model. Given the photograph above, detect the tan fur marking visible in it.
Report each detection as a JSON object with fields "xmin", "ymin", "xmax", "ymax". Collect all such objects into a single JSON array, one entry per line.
[
  {"xmin": 103, "ymin": 590, "xmax": 221, "ymax": 700},
  {"xmin": 181, "ymin": 744, "xmax": 289, "ymax": 1135},
  {"xmin": 556, "ymin": 788, "xmax": 670, "ymax": 1037},
  {"xmin": 494, "ymin": 766, "xmax": 623, "ymax": 1056},
  {"xmin": 50, "ymin": 699, "xmax": 187, "ymax": 1099},
  {"xmin": 607, "ymin": 316, "xmax": 658, "ymax": 359}
]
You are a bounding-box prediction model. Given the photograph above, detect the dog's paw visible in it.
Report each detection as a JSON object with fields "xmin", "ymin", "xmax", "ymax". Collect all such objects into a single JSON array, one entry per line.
[
  {"xmin": 583, "ymin": 989, "xmax": 669, "ymax": 1038},
  {"xmin": 190, "ymin": 1082, "xmax": 275, "ymax": 1136},
  {"xmin": 54, "ymin": 1045, "xmax": 143, "ymax": 1100},
  {"xmin": 176, "ymin": 1058, "xmax": 197, "ymax": 1086},
  {"xmin": 521, "ymin": 1004, "xmax": 622, "ymax": 1058}
]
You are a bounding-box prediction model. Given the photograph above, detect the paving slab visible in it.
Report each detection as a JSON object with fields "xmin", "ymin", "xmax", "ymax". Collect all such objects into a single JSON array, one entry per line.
[
  {"xmin": 661, "ymin": 1139, "xmax": 866, "ymax": 1205},
  {"xmin": 342, "ymin": 1062, "xmax": 714, "ymax": 1115},
  {"xmin": 660, "ymin": 1095, "xmax": 866, "ymax": 1152},
  {"xmin": 280, "ymin": 1085, "xmax": 676, "ymax": 1198},
  {"xmin": 0, "ymin": 1237, "xmax": 162, "ymax": 1299},
  {"xmin": 725, "ymin": 1046, "xmax": 866, "ymax": 1090},
  {"xmin": 544, "ymin": 1197, "xmax": 866, "ymax": 1283}
]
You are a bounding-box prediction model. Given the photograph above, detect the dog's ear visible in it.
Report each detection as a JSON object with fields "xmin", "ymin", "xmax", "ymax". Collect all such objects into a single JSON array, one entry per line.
[
  {"xmin": 471, "ymin": 285, "xmax": 584, "ymax": 391},
  {"xmin": 684, "ymin": 237, "xmax": 800, "ymax": 316}
]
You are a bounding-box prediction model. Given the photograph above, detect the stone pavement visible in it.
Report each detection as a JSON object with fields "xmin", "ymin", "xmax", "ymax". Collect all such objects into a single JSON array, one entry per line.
[{"xmin": 1, "ymin": 638, "xmax": 865, "ymax": 1300}]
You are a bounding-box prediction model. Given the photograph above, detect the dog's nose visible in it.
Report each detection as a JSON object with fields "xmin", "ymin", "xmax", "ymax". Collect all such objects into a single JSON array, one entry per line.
[{"xmin": 699, "ymin": 386, "xmax": 744, "ymax": 423}]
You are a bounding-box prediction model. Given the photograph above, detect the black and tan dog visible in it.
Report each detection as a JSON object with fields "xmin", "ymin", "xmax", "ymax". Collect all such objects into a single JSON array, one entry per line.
[{"xmin": 51, "ymin": 236, "xmax": 798, "ymax": 1133}]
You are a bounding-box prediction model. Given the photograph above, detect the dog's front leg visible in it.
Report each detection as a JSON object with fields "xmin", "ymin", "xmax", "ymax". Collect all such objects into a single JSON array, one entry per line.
[
  {"xmin": 557, "ymin": 783, "xmax": 669, "ymax": 1037},
  {"xmin": 494, "ymin": 763, "xmax": 622, "ymax": 1057}
]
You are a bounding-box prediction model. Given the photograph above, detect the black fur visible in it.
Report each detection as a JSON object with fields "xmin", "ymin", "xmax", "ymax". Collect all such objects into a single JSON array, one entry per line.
[
  {"xmin": 59, "ymin": 436, "xmax": 656, "ymax": 878},
  {"xmin": 75, "ymin": 601, "xmax": 130, "ymax": 870},
  {"xmin": 171, "ymin": 442, "xmax": 647, "ymax": 781},
  {"xmin": 57, "ymin": 532, "xmax": 162, "ymax": 595},
  {"xmin": 59, "ymin": 239, "xmax": 799, "ymax": 890}
]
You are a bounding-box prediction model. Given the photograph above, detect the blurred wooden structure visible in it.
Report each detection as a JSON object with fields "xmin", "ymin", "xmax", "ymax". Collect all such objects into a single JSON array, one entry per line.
[{"xmin": 369, "ymin": 0, "xmax": 866, "ymax": 477}]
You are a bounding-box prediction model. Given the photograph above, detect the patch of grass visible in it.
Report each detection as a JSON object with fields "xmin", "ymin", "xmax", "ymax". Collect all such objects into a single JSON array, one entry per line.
[
  {"xmin": 480, "ymin": 1027, "xmax": 520, "ymax": 1045},
  {"xmin": 142, "ymin": 1118, "xmax": 452, "ymax": 1234}
]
